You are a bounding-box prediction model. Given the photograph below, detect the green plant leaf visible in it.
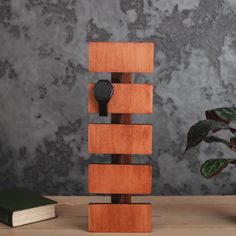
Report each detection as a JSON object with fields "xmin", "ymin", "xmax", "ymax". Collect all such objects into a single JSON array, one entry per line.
[
  {"xmin": 184, "ymin": 120, "xmax": 229, "ymax": 153},
  {"xmin": 206, "ymin": 107, "xmax": 236, "ymax": 123},
  {"xmin": 204, "ymin": 136, "xmax": 231, "ymax": 147},
  {"xmin": 201, "ymin": 159, "xmax": 235, "ymax": 178},
  {"xmin": 230, "ymin": 137, "xmax": 236, "ymax": 152},
  {"xmin": 230, "ymin": 137, "xmax": 236, "ymax": 146}
]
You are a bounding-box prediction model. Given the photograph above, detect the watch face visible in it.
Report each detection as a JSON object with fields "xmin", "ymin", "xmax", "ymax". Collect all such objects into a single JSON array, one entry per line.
[{"xmin": 94, "ymin": 80, "xmax": 113, "ymax": 102}]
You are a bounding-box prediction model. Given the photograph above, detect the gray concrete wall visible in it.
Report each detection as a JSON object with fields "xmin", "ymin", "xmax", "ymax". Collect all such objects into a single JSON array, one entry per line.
[{"xmin": 0, "ymin": 0, "xmax": 236, "ymax": 195}]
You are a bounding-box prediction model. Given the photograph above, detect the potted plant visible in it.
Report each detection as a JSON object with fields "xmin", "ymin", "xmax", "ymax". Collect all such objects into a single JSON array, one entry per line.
[{"xmin": 184, "ymin": 107, "xmax": 236, "ymax": 178}]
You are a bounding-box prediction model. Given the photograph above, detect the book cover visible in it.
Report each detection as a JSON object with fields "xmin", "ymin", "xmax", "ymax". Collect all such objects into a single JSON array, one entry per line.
[{"xmin": 0, "ymin": 188, "xmax": 57, "ymax": 227}]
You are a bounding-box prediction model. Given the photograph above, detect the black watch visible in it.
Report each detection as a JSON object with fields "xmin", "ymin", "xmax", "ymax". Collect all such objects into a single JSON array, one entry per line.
[{"xmin": 93, "ymin": 80, "xmax": 114, "ymax": 116}]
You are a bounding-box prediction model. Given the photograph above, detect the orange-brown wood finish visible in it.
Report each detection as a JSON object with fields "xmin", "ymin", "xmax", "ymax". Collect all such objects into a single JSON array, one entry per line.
[
  {"xmin": 89, "ymin": 42, "xmax": 154, "ymax": 73},
  {"xmin": 88, "ymin": 83, "xmax": 153, "ymax": 114},
  {"xmin": 88, "ymin": 203, "xmax": 152, "ymax": 232},
  {"xmin": 88, "ymin": 124, "xmax": 152, "ymax": 154},
  {"xmin": 88, "ymin": 164, "xmax": 152, "ymax": 194},
  {"xmin": 110, "ymin": 72, "xmax": 133, "ymax": 204},
  {"xmin": 87, "ymin": 42, "xmax": 154, "ymax": 232}
]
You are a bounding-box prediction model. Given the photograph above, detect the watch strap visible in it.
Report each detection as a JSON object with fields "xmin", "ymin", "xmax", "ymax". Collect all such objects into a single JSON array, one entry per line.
[{"xmin": 98, "ymin": 101, "xmax": 108, "ymax": 116}]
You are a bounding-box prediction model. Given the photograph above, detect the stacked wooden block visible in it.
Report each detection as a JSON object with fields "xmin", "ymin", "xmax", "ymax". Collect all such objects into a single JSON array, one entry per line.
[{"xmin": 87, "ymin": 42, "xmax": 154, "ymax": 233}]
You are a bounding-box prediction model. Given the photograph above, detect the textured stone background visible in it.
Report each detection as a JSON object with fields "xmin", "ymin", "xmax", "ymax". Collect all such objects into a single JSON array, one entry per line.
[{"xmin": 0, "ymin": 0, "xmax": 236, "ymax": 195}]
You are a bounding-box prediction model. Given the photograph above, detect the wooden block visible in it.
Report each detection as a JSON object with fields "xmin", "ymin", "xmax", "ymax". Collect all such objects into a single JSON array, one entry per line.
[
  {"xmin": 88, "ymin": 124, "xmax": 152, "ymax": 154},
  {"xmin": 88, "ymin": 203, "xmax": 152, "ymax": 232},
  {"xmin": 88, "ymin": 164, "xmax": 152, "ymax": 194},
  {"xmin": 89, "ymin": 42, "xmax": 154, "ymax": 73},
  {"xmin": 88, "ymin": 83, "xmax": 153, "ymax": 114}
]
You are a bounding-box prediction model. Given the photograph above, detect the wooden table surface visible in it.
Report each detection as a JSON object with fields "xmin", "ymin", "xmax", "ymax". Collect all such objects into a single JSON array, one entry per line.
[{"xmin": 1, "ymin": 196, "xmax": 236, "ymax": 236}]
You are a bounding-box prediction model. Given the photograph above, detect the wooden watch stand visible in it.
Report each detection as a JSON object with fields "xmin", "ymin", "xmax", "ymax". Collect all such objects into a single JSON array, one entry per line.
[{"xmin": 87, "ymin": 42, "xmax": 154, "ymax": 232}]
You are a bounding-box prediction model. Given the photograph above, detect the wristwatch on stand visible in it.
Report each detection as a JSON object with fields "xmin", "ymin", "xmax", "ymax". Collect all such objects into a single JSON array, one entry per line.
[{"xmin": 93, "ymin": 80, "xmax": 114, "ymax": 116}]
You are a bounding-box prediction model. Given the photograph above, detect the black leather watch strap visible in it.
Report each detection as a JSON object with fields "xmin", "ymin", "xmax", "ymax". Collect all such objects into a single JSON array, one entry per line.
[{"xmin": 98, "ymin": 101, "xmax": 108, "ymax": 116}]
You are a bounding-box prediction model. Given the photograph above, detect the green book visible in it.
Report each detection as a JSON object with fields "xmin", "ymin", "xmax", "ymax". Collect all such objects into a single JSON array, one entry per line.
[{"xmin": 0, "ymin": 188, "xmax": 57, "ymax": 227}]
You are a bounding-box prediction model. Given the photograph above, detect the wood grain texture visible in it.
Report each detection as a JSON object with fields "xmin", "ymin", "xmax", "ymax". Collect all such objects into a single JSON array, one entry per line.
[
  {"xmin": 88, "ymin": 164, "xmax": 152, "ymax": 194},
  {"xmin": 88, "ymin": 83, "xmax": 153, "ymax": 114},
  {"xmin": 88, "ymin": 203, "xmax": 152, "ymax": 232},
  {"xmin": 88, "ymin": 124, "xmax": 152, "ymax": 154},
  {"xmin": 89, "ymin": 42, "xmax": 154, "ymax": 73},
  {"xmin": 110, "ymin": 72, "xmax": 132, "ymax": 204}
]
